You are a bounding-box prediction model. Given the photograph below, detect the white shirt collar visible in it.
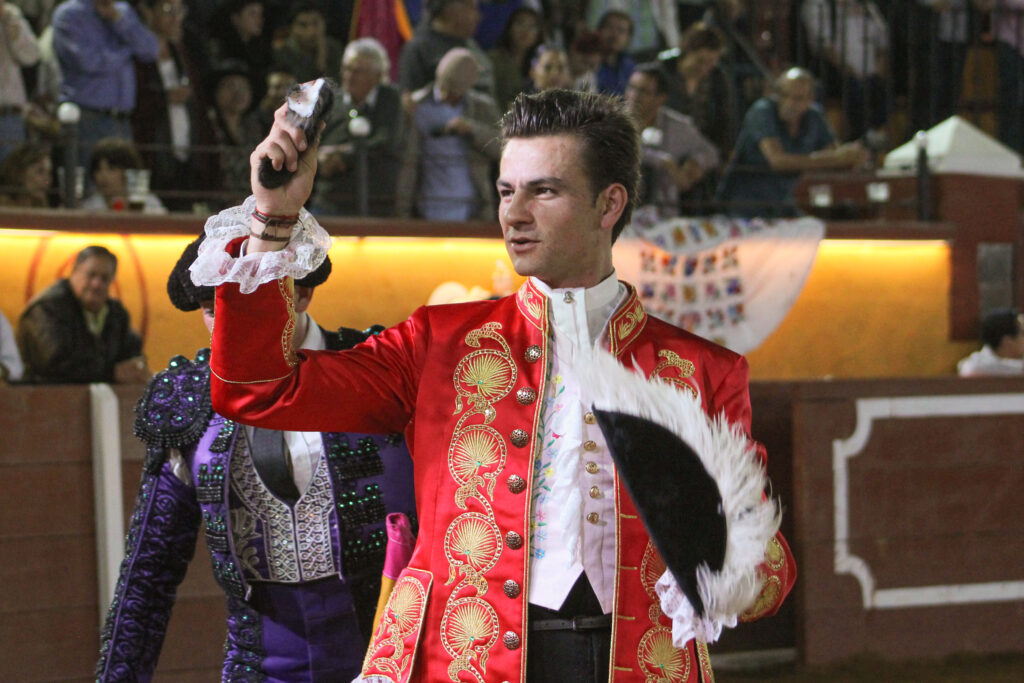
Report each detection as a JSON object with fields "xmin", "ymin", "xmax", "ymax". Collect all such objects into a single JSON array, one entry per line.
[
  {"xmin": 296, "ymin": 313, "xmax": 325, "ymax": 351},
  {"xmin": 343, "ymin": 85, "xmax": 379, "ymax": 110},
  {"xmin": 530, "ymin": 272, "xmax": 625, "ymax": 348}
]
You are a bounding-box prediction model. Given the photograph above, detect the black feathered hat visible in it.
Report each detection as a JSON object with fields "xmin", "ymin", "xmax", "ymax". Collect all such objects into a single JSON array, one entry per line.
[{"xmin": 167, "ymin": 233, "xmax": 332, "ymax": 311}]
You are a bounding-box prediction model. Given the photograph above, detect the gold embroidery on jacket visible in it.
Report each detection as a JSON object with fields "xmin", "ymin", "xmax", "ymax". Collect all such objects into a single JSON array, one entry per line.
[
  {"xmin": 516, "ymin": 280, "xmax": 544, "ymax": 328},
  {"xmin": 637, "ymin": 541, "xmax": 693, "ymax": 681},
  {"xmin": 765, "ymin": 536, "xmax": 785, "ymax": 571},
  {"xmin": 441, "ymin": 323, "xmax": 514, "ymax": 681},
  {"xmin": 740, "ymin": 574, "xmax": 782, "ymax": 621},
  {"xmin": 696, "ymin": 640, "xmax": 715, "ymax": 682},
  {"xmin": 279, "ymin": 279, "xmax": 298, "ymax": 367},
  {"xmin": 362, "ymin": 573, "xmax": 430, "ymax": 681},
  {"xmin": 649, "ymin": 349, "xmax": 698, "ymax": 399}
]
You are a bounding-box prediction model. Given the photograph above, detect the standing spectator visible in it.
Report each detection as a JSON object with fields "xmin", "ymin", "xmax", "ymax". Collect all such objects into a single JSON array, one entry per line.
[
  {"xmin": 0, "ymin": 0, "xmax": 39, "ymax": 162},
  {"xmin": 132, "ymin": 0, "xmax": 213, "ymax": 212},
  {"xmin": 51, "ymin": 0, "xmax": 159, "ymax": 167},
  {"xmin": 909, "ymin": 0, "xmax": 972, "ymax": 132},
  {"xmin": 801, "ymin": 0, "xmax": 890, "ymax": 143},
  {"xmin": 81, "ymin": 136, "xmax": 167, "ymax": 213},
  {"xmin": 716, "ymin": 67, "xmax": 869, "ymax": 217},
  {"xmin": 568, "ymin": 29, "xmax": 603, "ymax": 93},
  {"xmin": 528, "ymin": 43, "xmax": 572, "ymax": 92},
  {"xmin": 626, "ymin": 63, "xmax": 720, "ymax": 216},
  {"xmin": 313, "ymin": 38, "xmax": 403, "ymax": 217},
  {"xmin": 247, "ymin": 63, "xmax": 295, "ymax": 137},
  {"xmin": 991, "ymin": 0, "xmax": 1024, "ymax": 154},
  {"xmin": 207, "ymin": 60, "xmax": 263, "ymax": 207},
  {"xmin": 660, "ymin": 22, "xmax": 737, "ymax": 162},
  {"xmin": 594, "ymin": 9, "xmax": 635, "ymax": 95},
  {"xmin": 0, "ymin": 308, "xmax": 22, "ymax": 383},
  {"xmin": 958, "ymin": 308, "xmax": 1024, "ymax": 375},
  {"xmin": 0, "ymin": 140, "xmax": 51, "ymax": 207},
  {"xmin": 488, "ymin": 6, "xmax": 542, "ymax": 113},
  {"xmin": 397, "ymin": 0, "xmax": 494, "ymax": 102},
  {"xmin": 17, "ymin": 245, "xmax": 149, "ymax": 384},
  {"xmin": 396, "ymin": 47, "xmax": 500, "ymax": 221},
  {"xmin": 586, "ymin": 0, "xmax": 680, "ymax": 61},
  {"xmin": 208, "ymin": 0, "xmax": 273, "ymax": 105},
  {"xmin": 271, "ymin": 1, "xmax": 343, "ymax": 84}
]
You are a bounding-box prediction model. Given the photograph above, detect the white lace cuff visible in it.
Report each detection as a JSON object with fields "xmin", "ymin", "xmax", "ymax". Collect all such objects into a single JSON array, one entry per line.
[
  {"xmin": 189, "ymin": 195, "xmax": 332, "ymax": 294},
  {"xmin": 655, "ymin": 569, "xmax": 736, "ymax": 647}
]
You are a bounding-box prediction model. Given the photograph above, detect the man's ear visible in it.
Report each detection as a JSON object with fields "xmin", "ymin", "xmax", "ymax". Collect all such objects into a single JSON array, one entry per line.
[{"xmin": 598, "ymin": 184, "xmax": 628, "ymax": 232}]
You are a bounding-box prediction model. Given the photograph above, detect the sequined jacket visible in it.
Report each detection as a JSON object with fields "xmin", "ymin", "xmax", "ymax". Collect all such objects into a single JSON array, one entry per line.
[
  {"xmin": 96, "ymin": 332, "xmax": 415, "ymax": 682},
  {"xmin": 209, "ymin": 275, "xmax": 796, "ymax": 683}
]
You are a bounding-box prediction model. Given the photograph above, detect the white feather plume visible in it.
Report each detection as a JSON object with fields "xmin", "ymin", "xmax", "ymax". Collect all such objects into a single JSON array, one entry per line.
[{"xmin": 576, "ymin": 349, "xmax": 781, "ymax": 644}]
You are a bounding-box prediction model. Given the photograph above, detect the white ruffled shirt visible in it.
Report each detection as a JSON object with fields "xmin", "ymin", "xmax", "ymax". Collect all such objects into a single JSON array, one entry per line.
[{"xmin": 190, "ymin": 199, "xmax": 728, "ymax": 645}]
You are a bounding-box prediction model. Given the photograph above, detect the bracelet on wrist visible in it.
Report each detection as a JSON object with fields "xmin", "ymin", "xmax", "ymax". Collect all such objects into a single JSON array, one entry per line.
[
  {"xmin": 252, "ymin": 207, "xmax": 300, "ymax": 228},
  {"xmin": 249, "ymin": 228, "xmax": 292, "ymax": 242}
]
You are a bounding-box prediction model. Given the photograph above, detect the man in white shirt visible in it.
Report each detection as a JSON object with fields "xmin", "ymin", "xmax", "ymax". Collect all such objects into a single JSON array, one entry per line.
[
  {"xmin": 196, "ymin": 88, "xmax": 794, "ymax": 682},
  {"xmin": 958, "ymin": 308, "xmax": 1024, "ymax": 376}
]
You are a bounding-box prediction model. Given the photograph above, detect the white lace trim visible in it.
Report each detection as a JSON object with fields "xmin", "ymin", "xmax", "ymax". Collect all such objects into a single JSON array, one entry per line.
[
  {"xmin": 189, "ymin": 195, "xmax": 332, "ymax": 294},
  {"xmin": 655, "ymin": 569, "xmax": 735, "ymax": 646}
]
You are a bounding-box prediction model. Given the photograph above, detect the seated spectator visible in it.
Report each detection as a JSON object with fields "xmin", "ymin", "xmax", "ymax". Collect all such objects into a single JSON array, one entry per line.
[
  {"xmin": 715, "ymin": 67, "xmax": 868, "ymax": 218},
  {"xmin": 626, "ymin": 63, "xmax": 720, "ymax": 216},
  {"xmin": 133, "ymin": 0, "xmax": 214, "ymax": 212},
  {"xmin": 208, "ymin": 0, "xmax": 273, "ymax": 104},
  {"xmin": 0, "ymin": 309, "xmax": 24, "ymax": 383},
  {"xmin": 398, "ymin": 0, "xmax": 494, "ymax": 103},
  {"xmin": 958, "ymin": 309, "xmax": 1024, "ymax": 376},
  {"xmin": 0, "ymin": 141, "xmax": 52, "ymax": 207},
  {"xmin": 488, "ymin": 6, "xmax": 543, "ymax": 113},
  {"xmin": 396, "ymin": 47, "xmax": 501, "ymax": 221},
  {"xmin": 594, "ymin": 9, "xmax": 635, "ymax": 95},
  {"xmin": 271, "ymin": 1, "xmax": 343, "ymax": 84},
  {"xmin": 0, "ymin": 0, "xmax": 40, "ymax": 163},
  {"xmin": 586, "ymin": 0, "xmax": 680, "ymax": 62},
  {"xmin": 660, "ymin": 22, "xmax": 737, "ymax": 158},
  {"xmin": 17, "ymin": 245, "xmax": 149, "ymax": 384},
  {"xmin": 81, "ymin": 137, "xmax": 167, "ymax": 213},
  {"xmin": 206, "ymin": 60, "xmax": 263, "ymax": 207},
  {"xmin": 568, "ymin": 29, "xmax": 603, "ymax": 93},
  {"xmin": 51, "ymin": 0, "xmax": 159, "ymax": 169},
  {"xmin": 312, "ymin": 38, "xmax": 403, "ymax": 218},
  {"xmin": 801, "ymin": 0, "xmax": 889, "ymax": 144},
  {"xmin": 247, "ymin": 64, "xmax": 295, "ymax": 137},
  {"xmin": 527, "ymin": 44, "xmax": 571, "ymax": 92}
]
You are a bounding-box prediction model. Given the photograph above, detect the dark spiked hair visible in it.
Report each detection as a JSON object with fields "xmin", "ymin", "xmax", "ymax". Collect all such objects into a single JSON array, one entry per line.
[{"xmin": 500, "ymin": 88, "xmax": 639, "ymax": 242}]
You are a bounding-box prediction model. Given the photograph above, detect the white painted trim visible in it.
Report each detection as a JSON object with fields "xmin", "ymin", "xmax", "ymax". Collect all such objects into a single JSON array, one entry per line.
[
  {"xmin": 832, "ymin": 393, "xmax": 1024, "ymax": 609},
  {"xmin": 90, "ymin": 383, "xmax": 124, "ymax": 629}
]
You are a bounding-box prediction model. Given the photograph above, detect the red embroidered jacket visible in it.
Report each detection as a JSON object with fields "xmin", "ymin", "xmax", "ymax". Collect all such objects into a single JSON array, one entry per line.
[{"xmin": 211, "ymin": 270, "xmax": 796, "ymax": 683}]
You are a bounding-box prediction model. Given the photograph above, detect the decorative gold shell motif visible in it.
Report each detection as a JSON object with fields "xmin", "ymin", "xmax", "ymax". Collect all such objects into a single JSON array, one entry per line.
[
  {"xmin": 640, "ymin": 541, "xmax": 667, "ymax": 602},
  {"xmin": 444, "ymin": 513, "xmax": 501, "ymax": 592},
  {"xmin": 638, "ymin": 627, "xmax": 691, "ymax": 682},
  {"xmin": 441, "ymin": 597, "xmax": 499, "ymax": 682}
]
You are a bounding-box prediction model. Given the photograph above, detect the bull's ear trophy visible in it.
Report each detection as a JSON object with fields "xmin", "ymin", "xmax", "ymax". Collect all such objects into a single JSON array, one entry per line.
[{"xmin": 257, "ymin": 78, "xmax": 337, "ymax": 189}]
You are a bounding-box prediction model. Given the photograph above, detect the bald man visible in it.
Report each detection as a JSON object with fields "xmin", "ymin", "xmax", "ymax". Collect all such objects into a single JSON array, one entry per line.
[{"xmin": 395, "ymin": 47, "xmax": 501, "ymax": 220}]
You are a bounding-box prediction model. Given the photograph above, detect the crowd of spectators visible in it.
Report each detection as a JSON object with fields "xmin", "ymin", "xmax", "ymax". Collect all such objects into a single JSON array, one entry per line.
[{"xmin": 0, "ymin": 0, "xmax": 1021, "ymax": 220}]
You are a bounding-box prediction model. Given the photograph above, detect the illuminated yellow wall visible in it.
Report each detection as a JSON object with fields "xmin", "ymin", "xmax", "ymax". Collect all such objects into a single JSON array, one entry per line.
[
  {"xmin": 746, "ymin": 240, "xmax": 975, "ymax": 379},
  {"xmin": 0, "ymin": 229, "xmax": 973, "ymax": 378}
]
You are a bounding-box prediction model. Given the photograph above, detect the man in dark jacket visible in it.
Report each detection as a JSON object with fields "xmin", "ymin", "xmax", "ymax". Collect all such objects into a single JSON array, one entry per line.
[{"xmin": 17, "ymin": 245, "xmax": 149, "ymax": 384}]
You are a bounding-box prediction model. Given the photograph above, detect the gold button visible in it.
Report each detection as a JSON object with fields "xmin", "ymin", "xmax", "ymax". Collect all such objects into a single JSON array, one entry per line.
[
  {"xmin": 516, "ymin": 387, "xmax": 537, "ymax": 405},
  {"xmin": 510, "ymin": 429, "xmax": 529, "ymax": 447},
  {"xmin": 505, "ymin": 531, "xmax": 523, "ymax": 549},
  {"xmin": 584, "ymin": 411, "xmax": 596, "ymax": 425},
  {"xmin": 503, "ymin": 579, "xmax": 521, "ymax": 598},
  {"xmin": 506, "ymin": 474, "xmax": 526, "ymax": 494},
  {"xmin": 583, "ymin": 440, "xmax": 598, "ymax": 451},
  {"xmin": 524, "ymin": 345, "xmax": 542, "ymax": 362},
  {"xmin": 503, "ymin": 631, "xmax": 521, "ymax": 649},
  {"xmin": 586, "ymin": 512, "xmax": 599, "ymax": 524},
  {"xmin": 589, "ymin": 486, "xmax": 600, "ymax": 499},
  {"xmin": 585, "ymin": 461, "xmax": 599, "ymax": 474}
]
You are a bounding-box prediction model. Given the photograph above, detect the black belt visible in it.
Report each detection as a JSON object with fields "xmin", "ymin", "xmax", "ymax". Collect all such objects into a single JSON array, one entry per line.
[
  {"xmin": 79, "ymin": 105, "xmax": 132, "ymax": 119},
  {"xmin": 529, "ymin": 614, "xmax": 612, "ymax": 632}
]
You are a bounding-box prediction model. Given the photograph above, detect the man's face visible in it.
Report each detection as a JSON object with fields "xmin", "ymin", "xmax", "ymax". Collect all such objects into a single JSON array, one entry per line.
[
  {"xmin": 445, "ymin": 0, "xmax": 481, "ymax": 39},
  {"xmin": 93, "ymin": 159, "xmax": 125, "ymax": 201},
  {"xmin": 530, "ymin": 50, "xmax": 570, "ymax": 91},
  {"xmin": 151, "ymin": 0, "xmax": 185, "ymax": 41},
  {"xmin": 777, "ymin": 78, "xmax": 814, "ymax": 125},
  {"xmin": 200, "ymin": 299, "xmax": 215, "ymax": 333},
  {"xmin": 232, "ymin": 2, "xmax": 264, "ymax": 40},
  {"xmin": 497, "ymin": 135, "xmax": 614, "ymax": 289},
  {"xmin": 291, "ymin": 11, "xmax": 323, "ymax": 49},
  {"xmin": 342, "ymin": 55, "xmax": 381, "ymax": 104},
  {"xmin": 264, "ymin": 72, "xmax": 293, "ymax": 108},
  {"xmin": 625, "ymin": 72, "xmax": 664, "ymax": 123},
  {"xmin": 69, "ymin": 255, "xmax": 116, "ymax": 313},
  {"xmin": 598, "ymin": 15, "xmax": 632, "ymax": 54}
]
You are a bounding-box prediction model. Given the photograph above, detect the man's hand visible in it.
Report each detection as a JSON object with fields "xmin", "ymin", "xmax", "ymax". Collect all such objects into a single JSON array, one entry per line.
[
  {"xmin": 114, "ymin": 356, "xmax": 150, "ymax": 384},
  {"xmin": 835, "ymin": 141, "xmax": 870, "ymax": 168},
  {"xmin": 249, "ymin": 104, "xmax": 320, "ymax": 213}
]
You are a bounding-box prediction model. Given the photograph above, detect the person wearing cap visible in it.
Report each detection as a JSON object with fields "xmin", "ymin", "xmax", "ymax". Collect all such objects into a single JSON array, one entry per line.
[
  {"xmin": 395, "ymin": 46, "xmax": 501, "ymax": 221},
  {"xmin": 957, "ymin": 308, "xmax": 1024, "ymax": 376},
  {"xmin": 196, "ymin": 88, "xmax": 794, "ymax": 682},
  {"xmin": 95, "ymin": 236, "xmax": 416, "ymax": 681}
]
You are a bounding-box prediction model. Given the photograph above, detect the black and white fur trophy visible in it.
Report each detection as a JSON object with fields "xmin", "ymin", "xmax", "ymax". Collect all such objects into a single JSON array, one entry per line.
[{"xmin": 257, "ymin": 78, "xmax": 336, "ymax": 189}]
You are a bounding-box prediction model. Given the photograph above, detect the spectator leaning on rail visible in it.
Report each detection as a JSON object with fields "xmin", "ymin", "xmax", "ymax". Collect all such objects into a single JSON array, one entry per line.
[
  {"xmin": 715, "ymin": 67, "xmax": 869, "ymax": 218},
  {"xmin": 958, "ymin": 308, "xmax": 1024, "ymax": 376},
  {"xmin": 17, "ymin": 245, "xmax": 149, "ymax": 384}
]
